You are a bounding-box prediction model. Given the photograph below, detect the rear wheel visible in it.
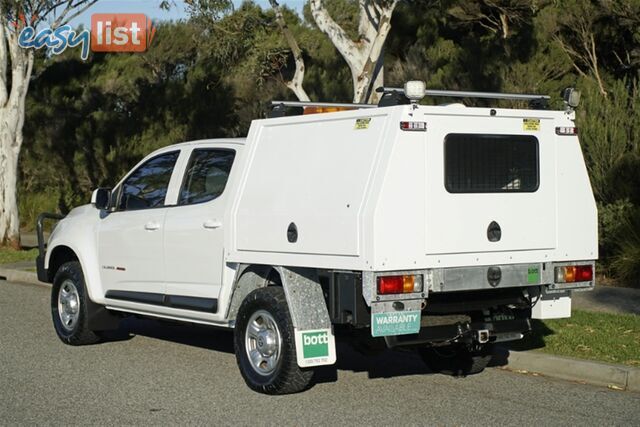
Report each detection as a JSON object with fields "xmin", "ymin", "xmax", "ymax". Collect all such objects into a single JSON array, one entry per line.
[
  {"xmin": 51, "ymin": 261, "xmax": 101, "ymax": 345},
  {"xmin": 234, "ymin": 287, "xmax": 313, "ymax": 394},
  {"xmin": 419, "ymin": 343, "xmax": 493, "ymax": 376}
]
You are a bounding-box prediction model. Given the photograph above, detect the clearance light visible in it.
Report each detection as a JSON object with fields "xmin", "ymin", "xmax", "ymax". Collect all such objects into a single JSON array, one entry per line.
[
  {"xmin": 404, "ymin": 80, "xmax": 426, "ymax": 101},
  {"xmin": 377, "ymin": 275, "xmax": 424, "ymax": 295},
  {"xmin": 562, "ymin": 88, "xmax": 581, "ymax": 108},
  {"xmin": 400, "ymin": 121, "xmax": 427, "ymax": 131},
  {"xmin": 554, "ymin": 265, "xmax": 593, "ymax": 283},
  {"xmin": 556, "ymin": 126, "xmax": 578, "ymax": 135},
  {"xmin": 303, "ymin": 106, "xmax": 354, "ymax": 115}
]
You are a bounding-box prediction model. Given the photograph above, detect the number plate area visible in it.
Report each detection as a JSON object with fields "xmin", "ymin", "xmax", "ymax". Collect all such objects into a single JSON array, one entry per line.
[{"xmin": 371, "ymin": 300, "xmax": 422, "ymax": 337}]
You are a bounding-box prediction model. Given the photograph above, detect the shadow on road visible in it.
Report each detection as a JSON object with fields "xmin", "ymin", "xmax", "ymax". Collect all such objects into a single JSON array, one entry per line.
[
  {"xmin": 101, "ymin": 316, "xmax": 516, "ymax": 385},
  {"xmin": 100, "ymin": 317, "xmax": 235, "ymax": 353},
  {"xmin": 507, "ymin": 320, "xmax": 554, "ymax": 352}
]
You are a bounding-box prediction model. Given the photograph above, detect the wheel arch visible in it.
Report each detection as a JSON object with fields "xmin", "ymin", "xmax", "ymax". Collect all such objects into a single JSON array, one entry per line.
[
  {"xmin": 46, "ymin": 242, "xmax": 102, "ymax": 303},
  {"xmin": 226, "ymin": 264, "xmax": 280, "ymax": 322},
  {"xmin": 226, "ymin": 265, "xmax": 333, "ymax": 332},
  {"xmin": 47, "ymin": 245, "xmax": 78, "ymax": 282}
]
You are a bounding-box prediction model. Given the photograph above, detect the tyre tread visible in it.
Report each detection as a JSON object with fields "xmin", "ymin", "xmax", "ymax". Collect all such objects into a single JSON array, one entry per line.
[
  {"xmin": 52, "ymin": 261, "xmax": 101, "ymax": 346},
  {"xmin": 234, "ymin": 287, "xmax": 313, "ymax": 395}
]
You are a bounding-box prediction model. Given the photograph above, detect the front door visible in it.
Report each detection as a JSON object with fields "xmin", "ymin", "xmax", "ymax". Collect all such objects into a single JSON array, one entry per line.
[{"xmin": 98, "ymin": 150, "xmax": 181, "ymax": 301}]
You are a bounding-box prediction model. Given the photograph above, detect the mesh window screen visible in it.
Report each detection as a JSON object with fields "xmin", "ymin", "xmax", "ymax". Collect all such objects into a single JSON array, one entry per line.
[{"xmin": 445, "ymin": 134, "xmax": 539, "ymax": 193}]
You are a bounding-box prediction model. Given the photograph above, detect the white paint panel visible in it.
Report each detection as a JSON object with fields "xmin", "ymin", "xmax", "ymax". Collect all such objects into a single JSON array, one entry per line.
[
  {"xmin": 424, "ymin": 115, "xmax": 557, "ymax": 255},
  {"xmin": 532, "ymin": 292, "xmax": 571, "ymax": 319},
  {"xmin": 553, "ymin": 134, "xmax": 598, "ymax": 261},
  {"xmin": 235, "ymin": 113, "xmax": 388, "ymax": 257},
  {"xmin": 373, "ymin": 129, "xmax": 427, "ymax": 269}
]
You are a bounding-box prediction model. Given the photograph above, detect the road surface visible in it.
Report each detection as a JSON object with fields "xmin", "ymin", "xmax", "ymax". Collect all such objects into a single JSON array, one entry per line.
[{"xmin": 1, "ymin": 280, "xmax": 638, "ymax": 425}]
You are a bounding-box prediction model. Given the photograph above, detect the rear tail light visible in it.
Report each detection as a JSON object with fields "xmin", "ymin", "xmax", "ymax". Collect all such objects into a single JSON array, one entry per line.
[
  {"xmin": 556, "ymin": 126, "xmax": 578, "ymax": 135},
  {"xmin": 377, "ymin": 275, "xmax": 423, "ymax": 294},
  {"xmin": 555, "ymin": 265, "xmax": 593, "ymax": 283},
  {"xmin": 399, "ymin": 121, "xmax": 427, "ymax": 131}
]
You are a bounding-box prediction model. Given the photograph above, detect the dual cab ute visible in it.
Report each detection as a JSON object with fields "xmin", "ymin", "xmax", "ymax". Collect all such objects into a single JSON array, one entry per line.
[{"xmin": 37, "ymin": 82, "xmax": 597, "ymax": 394}]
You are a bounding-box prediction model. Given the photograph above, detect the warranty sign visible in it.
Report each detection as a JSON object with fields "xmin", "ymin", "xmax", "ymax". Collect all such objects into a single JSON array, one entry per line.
[{"xmin": 371, "ymin": 310, "xmax": 421, "ymax": 337}]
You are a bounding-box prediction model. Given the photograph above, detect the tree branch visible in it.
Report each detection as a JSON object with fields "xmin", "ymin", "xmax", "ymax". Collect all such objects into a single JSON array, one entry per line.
[
  {"xmin": 354, "ymin": 2, "xmax": 396, "ymax": 103},
  {"xmin": 309, "ymin": 0, "xmax": 361, "ymax": 72},
  {"xmin": 268, "ymin": 0, "xmax": 309, "ymax": 101},
  {"xmin": 51, "ymin": 0, "xmax": 98, "ymax": 28}
]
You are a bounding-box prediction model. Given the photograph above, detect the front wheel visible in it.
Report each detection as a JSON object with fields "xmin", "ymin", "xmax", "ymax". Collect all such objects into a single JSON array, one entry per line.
[
  {"xmin": 234, "ymin": 287, "xmax": 313, "ymax": 394},
  {"xmin": 51, "ymin": 261, "xmax": 101, "ymax": 345}
]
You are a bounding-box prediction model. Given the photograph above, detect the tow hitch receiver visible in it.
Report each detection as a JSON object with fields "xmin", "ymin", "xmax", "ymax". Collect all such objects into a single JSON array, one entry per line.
[{"xmin": 476, "ymin": 329, "xmax": 490, "ymax": 344}]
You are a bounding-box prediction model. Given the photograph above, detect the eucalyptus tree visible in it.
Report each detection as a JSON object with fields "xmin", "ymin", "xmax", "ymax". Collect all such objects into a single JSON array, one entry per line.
[{"xmin": 0, "ymin": 0, "xmax": 97, "ymax": 247}]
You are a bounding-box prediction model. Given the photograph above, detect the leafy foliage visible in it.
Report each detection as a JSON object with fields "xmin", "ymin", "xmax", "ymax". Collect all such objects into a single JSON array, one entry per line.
[{"xmin": 16, "ymin": 0, "xmax": 640, "ymax": 285}]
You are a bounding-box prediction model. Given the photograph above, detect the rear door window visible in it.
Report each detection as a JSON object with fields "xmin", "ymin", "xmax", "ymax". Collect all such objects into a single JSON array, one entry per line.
[
  {"xmin": 178, "ymin": 149, "xmax": 236, "ymax": 205},
  {"xmin": 444, "ymin": 134, "xmax": 539, "ymax": 193}
]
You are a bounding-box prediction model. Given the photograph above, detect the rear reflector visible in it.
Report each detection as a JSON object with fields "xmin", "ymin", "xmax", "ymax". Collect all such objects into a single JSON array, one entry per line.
[
  {"xmin": 400, "ymin": 121, "xmax": 427, "ymax": 131},
  {"xmin": 555, "ymin": 265, "xmax": 593, "ymax": 283},
  {"xmin": 378, "ymin": 275, "xmax": 423, "ymax": 294},
  {"xmin": 556, "ymin": 126, "xmax": 578, "ymax": 135}
]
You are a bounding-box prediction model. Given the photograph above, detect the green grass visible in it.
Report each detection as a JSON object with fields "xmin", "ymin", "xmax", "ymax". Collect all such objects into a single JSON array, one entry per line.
[
  {"xmin": 0, "ymin": 248, "xmax": 38, "ymax": 265},
  {"xmin": 511, "ymin": 310, "xmax": 640, "ymax": 367}
]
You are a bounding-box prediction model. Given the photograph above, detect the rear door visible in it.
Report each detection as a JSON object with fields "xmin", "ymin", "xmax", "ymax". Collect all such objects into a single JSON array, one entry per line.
[
  {"xmin": 425, "ymin": 114, "xmax": 556, "ymax": 255},
  {"xmin": 162, "ymin": 146, "xmax": 237, "ymax": 313}
]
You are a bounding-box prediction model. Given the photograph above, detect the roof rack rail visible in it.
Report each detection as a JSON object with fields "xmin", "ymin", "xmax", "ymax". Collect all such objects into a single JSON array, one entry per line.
[
  {"xmin": 270, "ymin": 101, "xmax": 377, "ymax": 109},
  {"xmin": 377, "ymin": 87, "xmax": 550, "ymax": 102}
]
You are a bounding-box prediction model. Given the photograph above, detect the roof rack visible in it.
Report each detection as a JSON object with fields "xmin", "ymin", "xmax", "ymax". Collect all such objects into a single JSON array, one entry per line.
[
  {"xmin": 268, "ymin": 86, "xmax": 551, "ymax": 118},
  {"xmin": 377, "ymin": 87, "xmax": 550, "ymax": 102},
  {"xmin": 270, "ymin": 101, "xmax": 377, "ymax": 109}
]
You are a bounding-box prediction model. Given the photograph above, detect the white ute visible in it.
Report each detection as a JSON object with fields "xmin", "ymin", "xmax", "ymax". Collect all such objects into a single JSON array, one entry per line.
[{"xmin": 36, "ymin": 82, "xmax": 597, "ymax": 394}]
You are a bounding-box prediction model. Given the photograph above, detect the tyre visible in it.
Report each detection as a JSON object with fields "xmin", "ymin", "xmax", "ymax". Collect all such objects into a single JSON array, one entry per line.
[
  {"xmin": 234, "ymin": 287, "xmax": 313, "ymax": 394},
  {"xmin": 51, "ymin": 261, "xmax": 101, "ymax": 345},
  {"xmin": 419, "ymin": 343, "xmax": 493, "ymax": 376}
]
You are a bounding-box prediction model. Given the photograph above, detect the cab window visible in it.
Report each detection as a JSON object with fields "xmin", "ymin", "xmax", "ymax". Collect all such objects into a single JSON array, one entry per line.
[
  {"xmin": 119, "ymin": 151, "xmax": 180, "ymax": 210},
  {"xmin": 178, "ymin": 149, "xmax": 235, "ymax": 205}
]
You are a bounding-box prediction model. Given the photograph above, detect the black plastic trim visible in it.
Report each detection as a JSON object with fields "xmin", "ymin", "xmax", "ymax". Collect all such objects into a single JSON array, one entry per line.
[
  {"xmin": 35, "ymin": 212, "xmax": 66, "ymax": 283},
  {"xmin": 106, "ymin": 290, "xmax": 164, "ymax": 305},
  {"xmin": 105, "ymin": 290, "xmax": 218, "ymax": 313},
  {"xmin": 165, "ymin": 295, "xmax": 218, "ymax": 312}
]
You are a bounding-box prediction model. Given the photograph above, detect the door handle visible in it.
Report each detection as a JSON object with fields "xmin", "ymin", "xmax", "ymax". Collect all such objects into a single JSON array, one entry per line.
[
  {"xmin": 144, "ymin": 221, "xmax": 161, "ymax": 231},
  {"xmin": 203, "ymin": 220, "xmax": 222, "ymax": 229}
]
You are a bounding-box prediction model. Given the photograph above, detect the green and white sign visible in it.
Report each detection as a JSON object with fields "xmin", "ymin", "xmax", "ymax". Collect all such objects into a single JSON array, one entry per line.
[
  {"xmin": 372, "ymin": 310, "xmax": 421, "ymax": 337},
  {"xmin": 294, "ymin": 328, "xmax": 337, "ymax": 367},
  {"xmin": 302, "ymin": 331, "xmax": 329, "ymax": 358}
]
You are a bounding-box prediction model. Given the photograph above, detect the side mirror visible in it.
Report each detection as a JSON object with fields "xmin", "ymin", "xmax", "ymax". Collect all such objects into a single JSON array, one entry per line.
[{"xmin": 91, "ymin": 188, "xmax": 112, "ymax": 210}]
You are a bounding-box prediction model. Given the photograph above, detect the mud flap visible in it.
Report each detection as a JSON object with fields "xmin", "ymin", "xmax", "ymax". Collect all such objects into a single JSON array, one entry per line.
[{"xmin": 275, "ymin": 267, "xmax": 337, "ymax": 368}]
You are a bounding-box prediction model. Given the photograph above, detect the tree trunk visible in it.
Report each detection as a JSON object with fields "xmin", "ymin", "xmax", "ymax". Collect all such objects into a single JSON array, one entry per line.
[
  {"xmin": 310, "ymin": 0, "xmax": 397, "ymax": 104},
  {"xmin": 269, "ymin": 0, "xmax": 310, "ymax": 102},
  {"xmin": 0, "ymin": 1, "xmax": 95, "ymax": 248},
  {"xmin": 0, "ymin": 123, "xmax": 20, "ymax": 248},
  {"xmin": 0, "ymin": 37, "xmax": 33, "ymax": 248}
]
